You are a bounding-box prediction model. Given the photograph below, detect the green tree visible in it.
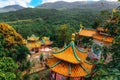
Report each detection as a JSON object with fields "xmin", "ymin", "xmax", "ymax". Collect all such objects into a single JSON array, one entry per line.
[
  {"xmin": 91, "ymin": 8, "xmax": 120, "ymax": 80},
  {"xmin": 56, "ymin": 24, "xmax": 72, "ymax": 47},
  {"xmin": 40, "ymin": 53, "xmax": 44, "ymax": 61},
  {"xmin": 0, "ymin": 23, "xmax": 30, "ymax": 79},
  {"xmin": 0, "ymin": 57, "xmax": 18, "ymax": 80}
]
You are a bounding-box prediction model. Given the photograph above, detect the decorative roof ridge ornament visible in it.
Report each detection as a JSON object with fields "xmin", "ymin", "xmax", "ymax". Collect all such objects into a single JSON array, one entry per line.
[
  {"xmin": 71, "ymin": 33, "xmax": 75, "ymax": 43},
  {"xmin": 79, "ymin": 24, "xmax": 84, "ymax": 33}
]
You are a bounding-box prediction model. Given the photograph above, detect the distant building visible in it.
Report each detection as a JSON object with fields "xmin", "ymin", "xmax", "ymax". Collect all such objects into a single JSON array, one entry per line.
[
  {"xmin": 79, "ymin": 26, "xmax": 114, "ymax": 47},
  {"xmin": 78, "ymin": 25, "xmax": 114, "ymax": 60},
  {"xmin": 26, "ymin": 34, "xmax": 41, "ymax": 54},
  {"xmin": 26, "ymin": 35, "xmax": 53, "ymax": 67}
]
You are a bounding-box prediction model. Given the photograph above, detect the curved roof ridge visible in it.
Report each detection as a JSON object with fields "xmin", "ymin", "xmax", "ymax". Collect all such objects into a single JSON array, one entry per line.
[
  {"xmin": 71, "ymin": 43, "xmax": 81, "ymax": 62},
  {"xmin": 53, "ymin": 42, "xmax": 72, "ymax": 54},
  {"xmin": 80, "ymin": 64, "xmax": 90, "ymax": 74},
  {"xmin": 52, "ymin": 42, "xmax": 89, "ymax": 64},
  {"xmin": 51, "ymin": 60, "xmax": 62, "ymax": 68},
  {"xmin": 75, "ymin": 46, "xmax": 88, "ymax": 53},
  {"xmin": 84, "ymin": 60, "xmax": 93, "ymax": 65}
]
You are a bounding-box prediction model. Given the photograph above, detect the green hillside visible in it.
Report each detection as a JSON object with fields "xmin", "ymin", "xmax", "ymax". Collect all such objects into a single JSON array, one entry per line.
[
  {"xmin": 0, "ymin": 8, "xmax": 101, "ymax": 47},
  {"xmin": 0, "ymin": 4, "xmax": 120, "ymax": 80}
]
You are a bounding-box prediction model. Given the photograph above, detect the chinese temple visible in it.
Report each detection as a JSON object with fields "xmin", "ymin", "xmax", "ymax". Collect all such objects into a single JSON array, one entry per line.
[
  {"xmin": 78, "ymin": 24, "xmax": 114, "ymax": 60},
  {"xmin": 26, "ymin": 35, "xmax": 53, "ymax": 54},
  {"xmin": 48, "ymin": 34, "xmax": 93, "ymax": 80},
  {"xmin": 26, "ymin": 34, "xmax": 41, "ymax": 53},
  {"xmin": 79, "ymin": 25, "xmax": 114, "ymax": 47}
]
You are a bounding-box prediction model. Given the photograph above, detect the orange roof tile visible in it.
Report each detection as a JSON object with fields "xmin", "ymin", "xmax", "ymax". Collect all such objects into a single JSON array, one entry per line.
[
  {"xmin": 52, "ymin": 42, "xmax": 88, "ymax": 64},
  {"xmin": 93, "ymin": 35, "xmax": 113, "ymax": 43},
  {"xmin": 79, "ymin": 29, "xmax": 97, "ymax": 37},
  {"xmin": 48, "ymin": 58, "xmax": 93, "ymax": 77}
]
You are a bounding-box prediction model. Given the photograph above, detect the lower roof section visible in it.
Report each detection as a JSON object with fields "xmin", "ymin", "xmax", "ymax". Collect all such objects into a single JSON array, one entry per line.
[{"xmin": 48, "ymin": 58, "xmax": 93, "ymax": 77}]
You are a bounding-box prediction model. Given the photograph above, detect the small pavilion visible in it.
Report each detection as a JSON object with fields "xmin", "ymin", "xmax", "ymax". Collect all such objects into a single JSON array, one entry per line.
[
  {"xmin": 48, "ymin": 34, "xmax": 93, "ymax": 80},
  {"xmin": 26, "ymin": 34, "xmax": 41, "ymax": 53}
]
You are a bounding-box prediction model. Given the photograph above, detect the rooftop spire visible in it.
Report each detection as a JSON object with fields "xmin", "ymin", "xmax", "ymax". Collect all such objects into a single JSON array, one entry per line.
[{"xmin": 71, "ymin": 33, "xmax": 75, "ymax": 43}]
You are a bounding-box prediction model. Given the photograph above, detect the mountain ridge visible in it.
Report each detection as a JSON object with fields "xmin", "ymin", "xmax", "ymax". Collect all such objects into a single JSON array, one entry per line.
[
  {"xmin": 0, "ymin": 5, "xmax": 24, "ymax": 13},
  {"xmin": 37, "ymin": 1, "xmax": 120, "ymax": 10}
]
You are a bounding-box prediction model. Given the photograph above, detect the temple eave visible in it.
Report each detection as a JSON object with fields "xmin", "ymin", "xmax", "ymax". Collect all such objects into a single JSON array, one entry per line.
[{"xmin": 48, "ymin": 58, "xmax": 93, "ymax": 77}]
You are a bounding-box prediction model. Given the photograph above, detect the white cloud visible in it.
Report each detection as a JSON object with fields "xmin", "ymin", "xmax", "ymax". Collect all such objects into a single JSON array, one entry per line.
[{"xmin": 0, "ymin": 0, "xmax": 32, "ymax": 8}]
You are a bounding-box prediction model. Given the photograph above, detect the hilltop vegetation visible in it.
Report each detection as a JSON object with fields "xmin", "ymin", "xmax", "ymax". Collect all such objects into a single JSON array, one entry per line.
[
  {"xmin": 0, "ymin": 23, "xmax": 29, "ymax": 80},
  {"xmin": 0, "ymin": 8, "xmax": 101, "ymax": 47},
  {"xmin": 0, "ymin": 5, "xmax": 119, "ymax": 47},
  {"xmin": 0, "ymin": 1, "xmax": 120, "ymax": 80}
]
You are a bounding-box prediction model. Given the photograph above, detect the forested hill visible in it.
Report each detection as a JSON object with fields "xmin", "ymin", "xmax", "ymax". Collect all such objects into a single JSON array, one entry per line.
[
  {"xmin": 37, "ymin": 1, "xmax": 120, "ymax": 10},
  {"xmin": 0, "ymin": 8, "xmax": 100, "ymax": 29},
  {"xmin": 0, "ymin": 5, "xmax": 24, "ymax": 13},
  {"xmin": 0, "ymin": 4, "xmax": 119, "ymax": 47},
  {"xmin": 0, "ymin": 8, "xmax": 101, "ymax": 28},
  {"xmin": 0, "ymin": 8, "xmax": 101, "ymax": 47}
]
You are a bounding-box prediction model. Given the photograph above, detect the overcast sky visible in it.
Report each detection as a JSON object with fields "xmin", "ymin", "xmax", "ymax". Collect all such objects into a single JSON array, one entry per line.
[{"xmin": 0, "ymin": 0, "xmax": 118, "ymax": 8}]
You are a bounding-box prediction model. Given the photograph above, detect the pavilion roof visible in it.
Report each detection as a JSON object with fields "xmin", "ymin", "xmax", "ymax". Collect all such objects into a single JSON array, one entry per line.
[
  {"xmin": 48, "ymin": 58, "xmax": 93, "ymax": 77},
  {"xmin": 79, "ymin": 29, "xmax": 114, "ymax": 43},
  {"xmin": 93, "ymin": 34, "xmax": 113, "ymax": 43},
  {"xmin": 79, "ymin": 29, "xmax": 97, "ymax": 37},
  {"xmin": 52, "ymin": 42, "xmax": 88, "ymax": 64},
  {"xmin": 48, "ymin": 33, "xmax": 93, "ymax": 77},
  {"xmin": 27, "ymin": 34, "xmax": 39, "ymax": 41}
]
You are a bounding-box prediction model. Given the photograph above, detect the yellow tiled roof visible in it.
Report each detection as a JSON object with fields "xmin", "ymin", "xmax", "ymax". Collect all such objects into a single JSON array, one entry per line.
[
  {"xmin": 79, "ymin": 29, "xmax": 97, "ymax": 37},
  {"xmin": 48, "ymin": 58, "xmax": 93, "ymax": 77},
  {"xmin": 79, "ymin": 29, "xmax": 114, "ymax": 43},
  {"xmin": 52, "ymin": 43, "xmax": 88, "ymax": 64},
  {"xmin": 93, "ymin": 35, "xmax": 113, "ymax": 43}
]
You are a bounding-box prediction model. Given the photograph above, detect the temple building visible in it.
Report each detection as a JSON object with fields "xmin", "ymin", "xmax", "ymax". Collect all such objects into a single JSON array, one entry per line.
[
  {"xmin": 78, "ymin": 25, "xmax": 114, "ymax": 60},
  {"xmin": 26, "ymin": 35, "xmax": 53, "ymax": 54},
  {"xmin": 41, "ymin": 37, "xmax": 53, "ymax": 47},
  {"xmin": 26, "ymin": 35, "xmax": 53, "ymax": 70},
  {"xmin": 26, "ymin": 34, "xmax": 41, "ymax": 54},
  {"xmin": 37, "ymin": 36, "xmax": 53, "ymax": 58},
  {"xmin": 79, "ymin": 26, "xmax": 114, "ymax": 47},
  {"xmin": 48, "ymin": 34, "xmax": 93, "ymax": 80}
]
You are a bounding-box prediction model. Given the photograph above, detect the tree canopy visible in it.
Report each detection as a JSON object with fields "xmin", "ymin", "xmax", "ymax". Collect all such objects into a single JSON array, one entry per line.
[{"xmin": 0, "ymin": 23, "xmax": 30, "ymax": 79}]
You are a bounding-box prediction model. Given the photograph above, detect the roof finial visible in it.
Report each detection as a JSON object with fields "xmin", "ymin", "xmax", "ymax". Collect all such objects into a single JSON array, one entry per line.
[
  {"xmin": 80, "ymin": 24, "xmax": 84, "ymax": 29},
  {"xmin": 71, "ymin": 33, "xmax": 75, "ymax": 42},
  {"xmin": 79, "ymin": 24, "xmax": 84, "ymax": 33}
]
